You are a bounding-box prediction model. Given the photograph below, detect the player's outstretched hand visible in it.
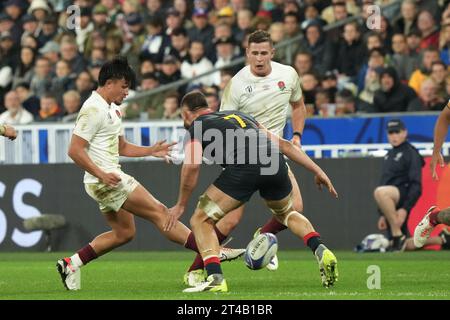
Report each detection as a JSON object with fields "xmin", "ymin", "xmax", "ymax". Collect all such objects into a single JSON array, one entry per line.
[
  {"xmin": 4, "ymin": 125, "xmax": 17, "ymax": 140},
  {"xmin": 164, "ymin": 205, "xmax": 185, "ymax": 232},
  {"xmin": 430, "ymin": 152, "xmax": 445, "ymax": 180},
  {"xmin": 314, "ymin": 172, "xmax": 338, "ymax": 198},
  {"xmin": 100, "ymin": 172, "xmax": 121, "ymax": 187},
  {"xmin": 151, "ymin": 140, "xmax": 178, "ymax": 159}
]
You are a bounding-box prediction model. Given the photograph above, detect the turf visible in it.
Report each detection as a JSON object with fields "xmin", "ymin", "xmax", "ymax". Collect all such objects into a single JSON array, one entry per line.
[{"xmin": 0, "ymin": 250, "xmax": 449, "ymax": 300}]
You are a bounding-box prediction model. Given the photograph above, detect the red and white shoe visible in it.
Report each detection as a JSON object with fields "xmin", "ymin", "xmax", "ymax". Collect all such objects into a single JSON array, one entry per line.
[
  {"xmin": 56, "ymin": 257, "xmax": 81, "ymax": 290},
  {"xmin": 413, "ymin": 206, "xmax": 438, "ymax": 248}
]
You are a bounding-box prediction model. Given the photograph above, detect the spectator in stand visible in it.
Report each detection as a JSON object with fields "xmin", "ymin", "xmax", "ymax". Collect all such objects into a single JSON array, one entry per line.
[
  {"xmin": 20, "ymin": 14, "xmax": 39, "ymax": 45},
  {"xmin": 269, "ymin": 22, "xmax": 287, "ymax": 64},
  {"xmin": 181, "ymin": 40, "xmax": 214, "ymax": 88},
  {"xmin": 218, "ymin": 68, "xmax": 233, "ymax": 98},
  {"xmin": 141, "ymin": 16, "xmax": 170, "ymax": 64},
  {"xmin": 61, "ymin": 90, "xmax": 81, "ymax": 123},
  {"xmin": 429, "ymin": 61, "xmax": 448, "ymax": 101},
  {"xmin": 357, "ymin": 48, "xmax": 386, "ymax": 93},
  {"xmin": 374, "ymin": 15, "xmax": 395, "ymax": 53},
  {"xmin": 126, "ymin": 72, "xmax": 164, "ymax": 120},
  {"xmin": 364, "ymin": 32, "xmax": 384, "ymax": 53},
  {"xmin": 37, "ymin": 15, "xmax": 58, "ymax": 47},
  {"xmin": 12, "ymin": 46, "xmax": 36, "ymax": 89},
  {"xmin": 0, "ymin": 31, "xmax": 19, "ymax": 71},
  {"xmin": 36, "ymin": 93, "xmax": 62, "ymax": 122},
  {"xmin": 188, "ymin": 8, "xmax": 214, "ymax": 53},
  {"xmin": 204, "ymin": 91, "xmax": 220, "ymax": 112},
  {"xmin": 417, "ymin": 10, "xmax": 440, "ymax": 50},
  {"xmin": 50, "ymin": 59, "xmax": 75, "ymax": 106},
  {"xmin": 235, "ymin": 9, "xmax": 253, "ymax": 46},
  {"xmin": 158, "ymin": 55, "xmax": 182, "ymax": 86},
  {"xmin": 391, "ymin": 33, "xmax": 420, "ymax": 83},
  {"xmin": 0, "ymin": 90, "xmax": 33, "ymax": 125},
  {"xmin": 29, "ymin": 56, "xmax": 52, "ymax": 98},
  {"xmin": 60, "ymin": 40, "xmax": 87, "ymax": 75},
  {"xmin": 162, "ymin": 91, "xmax": 181, "ymax": 120},
  {"xmin": 335, "ymin": 22, "xmax": 366, "ymax": 81},
  {"xmin": 28, "ymin": 0, "xmax": 52, "ymax": 23},
  {"xmin": 143, "ymin": 0, "xmax": 164, "ymax": 23},
  {"xmin": 316, "ymin": 88, "xmax": 335, "ymax": 117},
  {"xmin": 393, "ymin": 0, "xmax": 418, "ymax": 36},
  {"xmin": 294, "ymin": 51, "xmax": 316, "ymax": 77},
  {"xmin": 336, "ymin": 88, "xmax": 360, "ymax": 115},
  {"xmin": 301, "ymin": 72, "xmax": 320, "ymax": 116},
  {"xmin": 165, "ymin": 8, "xmax": 183, "ymax": 37},
  {"xmin": 439, "ymin": 23, "xmax": 450, "ymax": 65},
  {"xmin": 38, "ymin": 40, "xmax": 59, "ymax": 65},
  {"xmin": 211, "ymin": 37, "xmax": 240, "ymax": 86},
  {"xmin": 173, "ymin": 0, "xmax": 193, "ymax": 30},
  {"xmin": 406, "ymin": 29, "xmax": 422, "ymax": 55},
  {"xmin": 373, "ymin": 67, "xmax": 419, "ymax": 113},
  {"xmin": 321, "ymin": 71, "xmax": 339, "ymax": 103},
  {"xmin": 170, "ymin": 27, "xmax": 190, "ymax": 62},
  {"xmin": 300, "ymin": 21, "xmax": 333, "ymax": 75},
  {"xmin": 15, "ymin": 82, "xmax": 40, "ymax": 117},
  {"xmin": 409, "ymin": 48, "xmax": 441, "ymax": 94},
  {"xmin": 325, "ymin": 1, "xmax": 350, "ymax": 43},
  {"xmin": 209, "ymin": 22, "xmax": 233, "ymax": 61},
  {"xmin": 300, "ymin": 4, "xmax": 327, "ymax": 30},
  {"xmin": 283, "ymin": 12, "xmax": 301, "ymax": 63},
  {"xmin": 75, "ymin": 7, "xmax": 94, "ymax": 54},
  {"xmin": 358, "ymin": 49, "xmax": 386, "ymax": 110},
  {"xmin": 138, "ymin": 58, "xmax": 156, "ymax": 81},
  {"xmin": 75, "ymin": 71, "xmax": 95, "ymax": 105},
  {"xmin": 409, "ymin": 78, "xmax": 446, "ymax": 112}
]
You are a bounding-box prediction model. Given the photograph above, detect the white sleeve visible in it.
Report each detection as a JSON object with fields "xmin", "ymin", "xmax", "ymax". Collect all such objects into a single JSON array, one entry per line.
[
  {"xmin": 220, "ymin": 77, "xmax": 241, "ymax": 111},
  {"xmin": 0, "ymin": 66, "xmax": 12, "ymax": 88},
  {"xmin": 73, "ymin": 106, "xmax": 103, "ymax": 142},
  {"xmin": 290, "ymin": 70, "xmax": 302, "ymax": 103}
]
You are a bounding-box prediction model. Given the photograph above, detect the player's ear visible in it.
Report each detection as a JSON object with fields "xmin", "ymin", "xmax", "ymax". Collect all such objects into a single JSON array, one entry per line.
[{"xmin": 271, "ymin": 47, "xmax": 275, "ymax": 58}]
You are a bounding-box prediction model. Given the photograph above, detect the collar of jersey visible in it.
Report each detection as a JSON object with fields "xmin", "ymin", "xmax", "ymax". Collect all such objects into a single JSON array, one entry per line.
[{"xmin": 92, "ymin": 91, "xmax": 113, "ymax": 109}]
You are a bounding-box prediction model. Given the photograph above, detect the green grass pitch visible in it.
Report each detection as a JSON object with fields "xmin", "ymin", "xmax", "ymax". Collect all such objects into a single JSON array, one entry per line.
[{"xmin": 0, "ymin": 250, "xmax": 449, "ymax": 300}]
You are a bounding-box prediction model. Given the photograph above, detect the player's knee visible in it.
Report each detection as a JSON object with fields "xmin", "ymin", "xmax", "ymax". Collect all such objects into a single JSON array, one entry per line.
[
  {"xmin": 115, "ymin": 227, "xmax": 136, "ymax": 244},
  {"xmin": 374, "ymin": 187, "xmax": 385, "ymax": 199},
  {"xmin": 292, "ymin": 200, "xmax": 303, "ymax": 213},
  {"xmin": 189, "ymin": 211, "xmax": 206, "ymax": 229}
]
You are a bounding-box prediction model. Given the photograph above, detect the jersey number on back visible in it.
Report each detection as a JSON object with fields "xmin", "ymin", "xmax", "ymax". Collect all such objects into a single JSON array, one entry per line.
[{"xmin": 223, "ymin": 114, "xmax": 247, "ymax": 128}]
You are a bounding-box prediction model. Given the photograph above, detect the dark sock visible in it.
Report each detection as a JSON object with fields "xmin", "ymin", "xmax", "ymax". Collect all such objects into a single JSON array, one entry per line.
[
  {"xmin": 77, "ymin": 244, "xmax": 98, "ymax": 265},
  {"xmin": 188, "ymin": 254, "xmax": 204, "ymax": 272},
  {"xmin": 214, "ymin": 225, "xmax": 227, "ymax": 243},
  {"xmin": 184, "ymin": 232, "xmax": 199, "ymax": 252},
  {"xmin": 392, "ymin": 235, "xmax": 405, "ymax": 248},
  {"xmin": 429, "ymin": 210, "xmax": 440, "ymax": 226},
  {"xmin": 303, "ymin": 232, "xmax": 323, "ymax": 253},
  {"xmin": 260, "ymin": 217, "xmax": 287, "ymax": 234},
  {"xmin": 204, "ymin": 256, "xmax": 222, "ymax": 276}
]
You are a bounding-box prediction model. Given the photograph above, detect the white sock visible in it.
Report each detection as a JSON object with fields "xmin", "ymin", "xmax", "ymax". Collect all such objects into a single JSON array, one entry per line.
[{"xmin": 70, "ymin": 253, "xmax": 84, "ymax": 269}]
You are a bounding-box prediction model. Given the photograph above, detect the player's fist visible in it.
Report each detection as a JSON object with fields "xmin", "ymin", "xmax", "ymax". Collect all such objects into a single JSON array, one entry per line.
[
  {"xmin": 100, "ymin": 172, "xmax": 121, "ymax": 187},
  {"xmin": 3, "ymin": 125, "xmax": 17, "ymax": 140}
]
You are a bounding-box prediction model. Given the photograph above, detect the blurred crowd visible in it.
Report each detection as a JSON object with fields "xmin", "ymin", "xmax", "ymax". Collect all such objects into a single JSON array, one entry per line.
[{"xmin": 0, "ymin": 0, "xmax": 449, "ymax": 125}]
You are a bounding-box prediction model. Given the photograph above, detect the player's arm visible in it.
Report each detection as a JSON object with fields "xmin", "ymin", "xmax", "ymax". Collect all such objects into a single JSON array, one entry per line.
[
  {"xmin": 165, "ymin": 139, "xmax": 203, "ymax": 231},
  {"xmin": 261, "ymin": 125, "xmax": 338, "ymax": 198},
  {"xmin": 431, "ymin": 102, "xmax": 450, "ymax": 179},
  {"xmin": 290, "ymin": 97, "xmax": 306, "ymax": 147},
  {"xmin": 219, "ymin": 78, "xmax": 240, "ymax": 111},
  {"xmin": 68, "ymin": 134, "xmax": 121, "ymax": 187},
  {"xmin": 118, "ymin": 136, "xmax": 175, "ymax": 159},
  {"xmin": 0, "ymin": 124, "xmax": 17, "ymax": 140}
]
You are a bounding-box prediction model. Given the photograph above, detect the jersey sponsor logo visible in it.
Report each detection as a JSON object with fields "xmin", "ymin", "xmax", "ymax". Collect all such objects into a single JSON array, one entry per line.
[
  {"xmin": 394, "ymin": 152, "xmax": 403, "ymax": 162},
  {"xmin": 245, "ymin": 85, "xmax": 253, "ymax": 93},
  {"xmin": 277, "ymin": 81, "xmax": 286, "ymax": 91}
]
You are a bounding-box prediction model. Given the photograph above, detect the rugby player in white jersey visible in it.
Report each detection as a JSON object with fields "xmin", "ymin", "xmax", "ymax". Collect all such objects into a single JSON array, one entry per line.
[
  {"xmin": 56, "ymin": 57, "xmax": 243, "ymax": 290},
  {"xmin": 183, "ymin": 30, "xmax": 309, "ymax": 286},
  {"xmin": 414, "ymin": 100, "xmax": 450, "ymax": 248}
]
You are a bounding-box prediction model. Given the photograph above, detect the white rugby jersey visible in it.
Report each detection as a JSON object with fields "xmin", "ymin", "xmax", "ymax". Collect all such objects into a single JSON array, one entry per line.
[
  {"xmin": 220, "ymin": 61, "xmax": 302, "ymax": 136},
  {"xmin": 73, "ymin": 91, "xmax": 124, "ymax": 183}
]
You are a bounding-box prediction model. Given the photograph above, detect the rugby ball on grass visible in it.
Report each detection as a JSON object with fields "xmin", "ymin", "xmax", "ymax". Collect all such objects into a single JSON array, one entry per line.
[{"xmin": 244, "ymin": 233, "xmax": 278, "ymax": 270}]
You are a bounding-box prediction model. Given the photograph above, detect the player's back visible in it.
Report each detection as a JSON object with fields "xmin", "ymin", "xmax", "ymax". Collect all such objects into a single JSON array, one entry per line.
[{"xmin": 187, "ymin": 110, "xmax": 280, "ymax": 168}]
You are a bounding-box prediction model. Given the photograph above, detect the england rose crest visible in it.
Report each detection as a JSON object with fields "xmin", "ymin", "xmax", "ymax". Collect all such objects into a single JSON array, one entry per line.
[{"xmin": 278, "ymin": 81, "xmax": 286, "ymax": 91}]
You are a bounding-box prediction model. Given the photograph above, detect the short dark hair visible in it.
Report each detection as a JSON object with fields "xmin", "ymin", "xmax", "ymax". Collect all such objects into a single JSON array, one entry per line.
[
  {"xmin": 181, "ymin": 91, "xmax": 208, "ymax": 111},
  {"xmin": 248, "ymin": 30, "xmax": 273, "ymax": 47},
  {"xmin": 98, "ymin": 56, "xmax": 136, "ymax": 87},
  {"xmin": 171, "ymin": 27, "xmax": 187, "ymax": 37}
]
